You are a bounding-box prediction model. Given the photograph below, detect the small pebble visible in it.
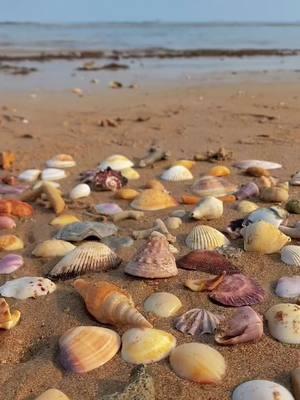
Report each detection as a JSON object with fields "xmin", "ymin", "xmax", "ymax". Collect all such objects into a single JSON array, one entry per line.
[
  {"xmin": 165, "ymin": 217, "xmax": 182, "ymax": 230},
  {"xmin": 170, "ymin": 209, "xmax": 186, "ymax": 218}
]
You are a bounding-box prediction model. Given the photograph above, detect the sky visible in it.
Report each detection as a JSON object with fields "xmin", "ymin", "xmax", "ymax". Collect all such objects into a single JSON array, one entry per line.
[{"xmin": 0, "ymin": 0, "xmax": 300, "ymax": 23}]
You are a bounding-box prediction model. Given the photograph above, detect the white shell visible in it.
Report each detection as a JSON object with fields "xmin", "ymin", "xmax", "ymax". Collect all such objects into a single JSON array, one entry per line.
[
  {"xmin": 0, "ymin": 277, "xmax": 56, "ymax": 299},
  {"xmin": 98, "ymin": 154, "xmax": 134, "ymax": 171},
  {"xmin": 33, "ymin": 180, "xmax": 60, "ymax": 190},
  {"xmin": 190, "ymin": 196, "xmax": 223, "ymax": 220},
  {"xmin": 18, "ymin": 169, "xmax": 41, "ymax": 182},
  {"xmin": 186, "ymin": 225, "xmax": 230, "ymax": 250},
  {"xmin": 243, "ymin": 207, "xmax": 288, "ymax": 228},
  {"xmin": 161, "ymin": 165, "xmax": 193, "ymax": 181},
  {"xmin": 281, "ymin": 245, "xmax": 300, "ymax": 266},
  {"xmin": 46, "ymin": 155, "xmax": 76, "ymax": 168},
  {"xmin": 69, "ymin": 184, "xmax": 91, "ymax": 200},
  {"xmin": 42, "ymin": 168, "xmax": 66, "ymax": 181},
  {"xmin": 32, "ymin": 239, "xmax": 76, "ymax": 258},
  {"xmin": 290, "ymin": 171, "xmax": 300, "ymax": 186},
  {"xmin": 232, "ymin": 380, "xmax": 294, "ymax": 400},
  {"xmin": 233, "ymin": 160, "xmax": 282, "ymax": 170},
  {"xmin": 265, "ymin": 303, "xmax": 300, "ymax": 344},
  {"xmin": 144, "ymin": 292, "xmax": 182, "ymax": 317},
  {"xmin": 275, "ymin": 276, "xmax": 300, "ymax": 298}
]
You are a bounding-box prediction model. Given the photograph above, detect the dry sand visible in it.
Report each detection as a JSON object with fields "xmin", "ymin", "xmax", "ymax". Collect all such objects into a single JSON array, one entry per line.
[{"xmin": 0, "ymin": 75, "xmax": 299, "ymax": 399}]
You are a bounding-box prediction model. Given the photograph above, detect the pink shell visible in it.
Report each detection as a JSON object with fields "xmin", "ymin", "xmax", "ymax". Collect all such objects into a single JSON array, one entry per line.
[
  {"xmin": 0, "ymin": 254, "xmax": 24, "ymax": 274},
  {"xmin": 0, "ymin": 216, "xmax": 16, "ymax": 229}
]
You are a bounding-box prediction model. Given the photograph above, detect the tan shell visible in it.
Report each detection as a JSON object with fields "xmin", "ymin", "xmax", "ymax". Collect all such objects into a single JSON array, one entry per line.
[
  {"xmin": 161, "ymin": 165, "xmax": 193, "ymax": 181},
  {"xmin": 35, "ymin": 389, "xmax": 70, "ymax": 400},
  {"xmin": 0, "ymin": 235, "xmax": 24, "ymax": 251},
  {"xmin": 245, "ymin": 167, "xmax": 270, "ymax": 177},
  {"xmin": 32, "ymin": 240, "xmax": 75, "ymax": 258},
  {"xmin": 235, "ymin": 200, "xmax": 259, "ymax": 215},
  {"xmin": 265, "ymin": 303, "xmax": 300, "ymax": 344},
  {"xmin": 186, "ymin": 225, "xmax": 230, "ymax": 250},
  {"xmin": 131, "ymin": 189, "xmax": 177, "ymax": 211},
  {"xmin": 145, "ymin": 179, "xmax": 166, "ymax": 191},
  {"xmin": 144, "ymin": 292, "xmax": 182, "ymax": 317},
  {"xmin": 260, "ymin": 185, "xmax": 289, "ymax": 203},
  {"xmin": 0, "ymin": 298, "xmax": 21, "ymax": 330},
  {"xmin": 115, "ymin": 188, "xmax": 139, "ymax": 200}
]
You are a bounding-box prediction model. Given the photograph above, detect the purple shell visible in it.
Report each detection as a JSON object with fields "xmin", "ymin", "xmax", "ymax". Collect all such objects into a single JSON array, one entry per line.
[
  {"xmin": 0, "ymin": 216, "xmax": 16, "ymax": 229},
  {"xmin": 235, "ymin": 182, "xmax": 259, "ymax": 200},
  {"xmin": 0, "ymin": 254, "xmax": 24, "ymax": 274},
  {"xmin": 95, "ymin": 203, "xmax": 123, "ymax": 216},
  {"xmin": 0, "ymin": 184, "xmax": 28, "ymax": 195}
]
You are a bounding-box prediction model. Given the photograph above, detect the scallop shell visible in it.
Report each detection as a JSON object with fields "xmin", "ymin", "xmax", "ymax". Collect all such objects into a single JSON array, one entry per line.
[
  {"xmin": 191, "ymin": 175, "xmax": 237, "ymax": 197},
  {"xmin": 0, "ymin": 216, "xmax": 16, "ymax": 229},
  {"xmin": 18, "ymin": 169, "xmax": 41, "ymax": 182},
  {"xmin": 144, "ymin": 292, "xmax": 182, "ymax": 317},
  {"xmin": 35, "ymin": 389, "xmax": 70, "ymax": 400},
  {"xmin": 0, "ymin": 254, "xmax": 24, "ymax": 274},
  {"xmin": 50, "ymin": 214, "xmax": 80, "ymax": 227},
  {"xmin": 169, "ymin": 343, "xmax": 226, "ymax": 384},
  {"xmin": 235, "ymin": 201, "xmax": 259, "ymax": 215},
  {"xmin": 185, "ymin": 225, "xmax": 230, "ymax": 250},
  {"xmin": 99, "ymin": 155, "xmax": 134, "ymax": 171},
  {"xmin": 69, "ymin": 183, "xmax": 91, "ymax": 200},
  {"xmin": 281, "ymin": 245, "xmax": 300, "ymax": 266},
  {"xmin": 190, "ymin": 196, "xmax": 223, "ymax": 220},
  {"xmin": 161, "ymin": 165, "xmax": 193, "ymax": 181},
  {"xmin": 265, "ymin": 303, "xmax": 300, "ymax": 344},
  {"xmin": 55, "ymin": 221, "xmax": 118, "ymax": 242},
  {"xmin": 131, "ymin": 189, "xmax": 178, "ymax": 211},
  {"xmin": 59, "ymin": 326, "xmax": 120, "ymax": 373},
  {"xmin": 233, "ymin": 160, "xmax": 282, "ymax": 170},
  {"xmin": 121, "ymin": 328, "xmax": 176, "ymax": 364},
  {"xmin": 121, "ymin": 167, "xmax": 140, "ymax": 180},
  {"xmin": 49, "ymin": 242, "xmax": 121, "ymax": 279},
  {"xmin": 0, "ymin": 235, "xmax": 24, "ymax": 251},
  {"xmin": 209, "ymin": 165, "xmax": 231, "ymax": 177},
  {"xmin": 0, "ymin": 298, "xmax": 21, "ymax": 330},
  {"xmin": 115, "ymin": 188, "xmax": 139, "ymax": 200},
  {"xmin": 232, "ymin": 380, "xmax": 294, "ymax": 400},
  {"xmin": 0, "ymin": 277, "xmax": 56, "ymax": 299},
  {"xmin": 41, "ymin": 168, "xmax": 66, "ymax": 181},
  {"xmin": 46, "ymin": 154, "xmax": 76, "ymax": 168},
  {"xmin": 32, "ymin": 240, "xmax": 75, "ymax": 258},
  {"xmin": 242, "ymin": 206, "xmax": 288, "ymax": 228},
  {"xmin": 175, "ymin": 308, "xmax": 223, "ymax": 336},
  {"xmin": 275, "ymin": 276, "xmax": 300, "ymax": 298},
  {"xmin": 235, "ymin": 182, "xmax": 260, "ymax": 201},
  {"xmin": 95, "ymin": 203, "xmax": 123, "ymax": 216},
  {"xmin": 125, "ymin": 235, "xmax": 178, "ymax": 278}
]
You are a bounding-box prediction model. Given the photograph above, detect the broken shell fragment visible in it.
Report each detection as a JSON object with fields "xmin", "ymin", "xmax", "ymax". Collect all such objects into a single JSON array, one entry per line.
[
  {"xmin": 232, "ymin": 380, "xmax": 294, "ymax": 400},
  {"xmin": 265, "ymin": 303, "xmax": 300, "ymax": 344},
  {"xmin": 190, "ymin": 196, "xmax": 223, "ymax": 220},
  {"xmin": 185, "ymin": 274, "xmax": 225, "ymax": 292},
  {"xmin": 0, "ymin": 254, "xmax": 24, "ymax": 274},
  {"xmin": 185, "ymin": 225, "xmax": 230, "ymax": 250},
  {"xmin": 144, "ymin": 292, "xmax": 182, "ymax": 317},
  {"xmin": 0, "ymin": 277, "xmax": 56, "ymax": 299},
  {"xmin": 175, "ymin": 308, "xmax": 223, "ymax": 336},
  {"xmin": 32, "ymin": 240, "xmax": 75, "ymax": 258},
  {"xmin": 69, "ymin": 183, "xmax": 91, "ymax": 200}
]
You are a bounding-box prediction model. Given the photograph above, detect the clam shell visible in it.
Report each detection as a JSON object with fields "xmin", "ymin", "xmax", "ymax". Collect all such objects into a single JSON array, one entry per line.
[
  {"xmin": 209, "ymin": 165, "xmax": 231, "ymax": 177},
  {"xmin": 0, "ymin": 235, "xmax": 23, "ymax": 251},
  {"xmin": 245, "ymin": 166, "xmax": 270, "ymax": 177},
  {"xmin": 32, "ymin": 240, "xmax": 75, "ymax": 258},
  {"xmin": 131, "ymin": 189, "xmax": 177, "ymax": 211},
  {"xmin": 265, "ymin": 303, "xmax": 300, "ymax": 344},
  {"xmin": 41, "ymin": 168, "xmax": 66, "ymax": 181},
  {"xmin": 95, "ymin": 203, "xmax": 123, "ymax": 216},
  {"xmin": 260, "ymin": 186, "xmax": 289, "ymax": 203},
  {"xmin": 59, "ymin": 326, "xmax": 120, "ymax": 373},
  {"xmin": 35, "ymin": 389, "xmax": 70, "ymax": 399},
  {"xmin": 0, "ymin": 254, "xmax": 24, "ymax": 274},
  {"xmin": 281, "ymin": 245, "xmax": 300, "ymax": 266},
  {"xmin": 169, "ymin": 343, "xmax": 226, "ymax": 384},
  {"xmin": 50, "ymin": 214, "xmax": 80, "ymax": 227},
  {"xmin": 121, "ymin": 167, "xmax": 140, "ymax": 180},
  {"xmin": 165, "ymin": 217, "xmax": 182, "ymax": 230},
  {"xmin": 191, "ymin": 175, "xmax": 237, "ymax": 197},
  {"xmin": 99, "ymin": 154, "xmax": 134, "ymax": 171},
  {"xmin": 0, "ymin": 277, "xmax": 56, "ymax": 299},
  {"xmin": 243, "ymin": 206, "xmax": 288, "ymax": 228},
  {"xmin": 69, "ymin": 183, "xmax": 90, "ymax": 200},
  {"xmin": 18, "ymin": 169, "xmax": 41, "ymax": 182},
  {"xmin": 144, "ymin": 292, "xmax": 182, "ymax": 317},
  {"xmin": 275, "ymin": 276, "xmax": 300, "ymax": 298},
  {"xmin": 233, "ymin": 160, "xmax": 282, "ymax": 170},
  {"xmin": 121, "ymin": 328, "xmax": 176, "ymax": 364},
  {"xmin": 175, "ymin": 308, "xmax": 223, "ymax": 336},
  {"xmin": 46, "ymin": 154, "xmax": 76, "ymax": 169},
  {"xmin": 161, "ymin": 165, "xmax": 193, "ymax": 181},
  {"xmin": 190, "ymin": 196, "xmax": 223, "ymax": 220},
  {"xmin": 55, "ymin": 221, "xmax": 118, "ymax": 242},
  {"xmin": 172, "ymin": 159, "xmax": 196, "ymax": 169},
  {"xmin": 185, "ymin": 225, "xmax": 230, "ymax": 250},
  {"xmin": 49, "ymin": 242, "xmax": 121, "ymax": 279},
  {"xmin": 235, "ymin": 201, "xmax": 259, "ymax": 215},
  {"xmin": 232, "ymin": 380, "xmax": 294, "ymax": 400},
  {"xmin": 0, "ymin": 216, "xmax": 16, "ymax": 229}
]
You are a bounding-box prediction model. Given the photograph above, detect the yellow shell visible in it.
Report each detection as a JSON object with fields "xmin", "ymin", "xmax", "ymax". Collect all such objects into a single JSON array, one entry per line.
[
  {"xmin": 131, "ymin": 189, "xmax": 177, "ymax": 211},
  {"xmin": 169, "ymin": 343, "xmax": 226, "ymax": 384},
  {"xmin": 265, "ymin": 303, "xmax": 300, "ymax": 344},
  {"xmin": 35, "ymin": 389, "xmax": 70, "ymax": 400},
  {"xmin": 0, "ymin": 235, "xmax": 23, "ymax": 251},
  {"xmin": 50, "ymin": 214, "xmax": 80, "ymax": 227},
  {"xmin": 121, "ymin": 328, "xmax": 176, "ymax": 364},
  {"xmin": 121, "ymin": 167, "xmax": 140, "ymax": 180},
  {"xmin": 0, "ymin": 298, "xmax": 20, "ymax": 330},
  {"xmin": 186, "ymin": 225, "xmax": 230, "ymax": 250},
  {"xmin": 260, "ymin": 186, "xmax": 289, "ymax": 203},
  {"xmin": 32, "ymin": 240, "xmax": 75, "ymax": 258},
  {"xmin": 144, "ymin": 292, "xmax": 182, "ymax": 317},
  {"xmin": 235, "ymin": 200, "xmax": 259, "ymax": 215},
  {"xmin": 115, "ymin": 188, "xmax": 139, "ymax": 200},
  {"xmin": 172, "ymin": 160, "xmax": 196, "ymax": 170},
  {"xmin": 209, "ymin": 165, "xmax": 231, "ymax": 177}
]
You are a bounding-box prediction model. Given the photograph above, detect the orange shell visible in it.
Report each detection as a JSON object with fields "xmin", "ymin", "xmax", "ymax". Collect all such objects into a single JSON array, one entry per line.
[
  {"xmin": 131, "ymin": 189, "xmax": 177, "ymax": 211},
  {"xmin": 0, "ymin": 151, "xmax": 16, "ymax": 170},
  {"xmin": 209, "ymin": 165, "xmax": 231, "ymax": 177},
  {"xmin": 115, "ymin": 188, "xmax": 139, "ymax": 200},
  {"xmin": 145, "ymin": 179, "xmax": 166, "ymax": 191},
  {"xmin": 219, "ymin": 195, "xmax": 236, "ymax": 203},
  {"xmin": 0, "ymin": 200, "xmax": 33, "ymax": 217},
  {"xmin": 180, "ymin": 195, "xmax": 200, "ymax": 205}
]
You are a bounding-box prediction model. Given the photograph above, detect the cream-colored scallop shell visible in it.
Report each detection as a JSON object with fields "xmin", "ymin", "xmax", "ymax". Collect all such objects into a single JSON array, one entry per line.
[
  {"xmin": 32, "ymin": 240, "xmax": 75, "ymax": 258},
  {"xmin": 185, "ymin": 225, "xmax": 230, "ymax": 250},
  {"xmin": 161, "ymin": 165, "xmax": 193, "ymax": 181},
  {"xmin": 144, "ymin": 292, "xmax": 182, "ymax": 317},
  {"xmin": 280, "ymin": 245, "xmax": 300, "ymax": 266},
  {"xmin": 99, "ymin": 154, "xmax": 134, "ymax": 171},
  {"xmin": 265, "ymin": 303, "xmax": 300, "ymax": 344}
]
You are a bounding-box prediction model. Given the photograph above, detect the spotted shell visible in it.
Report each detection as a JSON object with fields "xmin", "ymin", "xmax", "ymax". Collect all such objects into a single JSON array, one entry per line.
[
  {"xmin": 55, "ymin": 221, "xmax": 118, "ymax": 242},
  {"xmin": 232, "ymin": 380, "xmax": 294, "ymax": 400},
  {"xmin": 265, "ymin": 303, "xmax": 300, "ymax": 344},
  {"xmin": 185, "ymin": 225, "xmax": 230, "ymax": 250}
]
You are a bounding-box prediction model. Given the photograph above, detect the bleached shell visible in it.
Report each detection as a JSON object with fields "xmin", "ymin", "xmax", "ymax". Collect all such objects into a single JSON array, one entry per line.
[
  {"xmin": 290, "ymin": 171, "xmax": 300, "ymax": 186},
  {"xmin": 165, "ymin": 217, "xmax": 182, "ymax": 230},
  {"xmin": 46, "ymin": 154, "xmax": 76, "ymax": 169},
  {"xmin": 232, "ymin": 380, "xmax": 295, "ymax": 400},
  {"xmin": 99, "ymin": 154, "xmax": 134, "ymax": 171},
  {"xmin": 169, "ymin": 343, "xmax": 226, "ymax": 384},
  {"xmin": 41, "ymin": 168, "xmax": 66, "ymax": 181},
  {"xmin": 233, "ymin": 160, "xmax": 282, "ymax": 170},
  {"xmin": 121, "ymin": 167, "xmax": 140, "ymax": 180},
  {"xmin": 190, "ymin": 196, "xmax": 223, "ymax": 220},
  {"xmin": 235, "ymin": 201, "xmax": 259, "ymax": 215},
  {"xmin": 69, "ymin": 183, "xmax": 90, "ymax": 200},
  {"xmin": 121, "ymin": 328, "xmax": 176, "ymax": 364},
  {"xmin": 18, "ymin": 169, "xmax": 41, "ymax": 182},
  {"xmin": 175, "ymin": 308, "xmax": 223, "ymax": 336},
  {"xmin": 191, "ymin": 175, "xmax": 237, "ymax": 197},
  {"xmin": 95, "ymin": 203, "xmax": 123, "ymax": 216},
  {"xmin": 0, "ymin": 277, "xmax": 56, "ymax": 299},
  {"xmin": 32, "ymin": 240, "xmax": 75, "ymax": 258},
  {"xmin": 275, "ymin": 276, "xmax": 300, "ymax": 298},
  {"xmin": 161, "ymin": 165, "xmax": 193, "ymax": 181},
  {"xmin": 243, "ymin": 206, "xmax": 288, "ymax": 228},
  {"xmin": 265, "ymin": 303, "xmax": 300, "ymax": 344},
  {"xmin": 281, "ymin": 245, "xmax": 300, "ymax": 266},
  {"xmin": 186, "ymin": 225, "xmax": 230, "ymax": 250},
  {"xmin": 50, "ymin": 214, "xmax": 80, "ymax": 227},
  {"xmin": 59, "ymin": 326, "xmax": 120, "ymax": 373},
  {"xmin": 48, "ymin": 242, "xmax": 121, "ymax": 279},
  {"xmin": 0, "ymin": 235, "xmax": 24, "ymax": 251},
  {"xmin": 0, "ymin": 254, "xmax": 24, "ymax": 274},
  {"xmin": 35, "ymin": 389, "xmax": 70, "ymax": 400},
  {"xmin": 144, "ymin": 292, "xmax": 182, "ymax": 317}
]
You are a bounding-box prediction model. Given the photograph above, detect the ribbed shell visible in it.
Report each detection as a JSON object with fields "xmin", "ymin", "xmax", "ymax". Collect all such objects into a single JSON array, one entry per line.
[
  {"xmin": 281, "ymin": 245, "xmax": 300, "ymax": 266},
  {"xmin": 98, "ymin": 155, "xmax": 134, "ymax": 171},
  {"xmin": 185, "ymin": 225, "xmax": 230, "ymax": 250},
  {"xmin": 131, "ymin": 189, "xmax": 177, "ymax": 211},
  {"xmin": 161, "ymin": 165, "xmax": 193, "ymax": 181},
  {"xmin": 191, "ymin": 176, "xmax": 237, "ymax": 197},
  {"xmin": 32, "ymin": 240, "xmax": 75, "ymax": 258},
  {"xmin": 233, "ymin": 160, "xmax": 282, "ymax": 170},
  {"xmin": 175, "ymin": 308, "xmax": 223, "ymax": 336},
  {"xmin": 232, "ymin": 380, "xmax": 294, "ymax": 400},
  {"xmin": 55, "ymin": 221, "xmax": 118, "ymax": 241}
]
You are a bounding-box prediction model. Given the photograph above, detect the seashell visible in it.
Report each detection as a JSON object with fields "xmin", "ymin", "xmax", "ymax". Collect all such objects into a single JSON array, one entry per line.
[
  {"xmin": 185, "ymin": 274, "xmax": 226, "ymax": 292},
  {"xmin": 171, "ymin": 209, "xmax": 186, "ymax": 218},
  {"xmin": 191, "ymin": 175, "xmax": 237, "ymax": 197},
  {"xmin": 169, "ymin": 343, "xmax": 226, "ymax": 384},
  {"xmin": 177, "ymin": 250, "xmax": 239, "ymax": 274},
  {"xmin": 172, "ymin": 159, "xmax": 196, "ymax": 170},
  {"xmin": 99, "ymin": 154, "xmax": 134, "ymax": 171},
  {"xmin": 281, "ymin": 245, "xmax": 300, "ymax": 266},
  {"xmin": 161, "ymin": 165, "xmax": 193, "ymax": 181},
  {"xmin": 74, "ymin": 279, "xmax": 152, "ymax": 328},
  {"xmin": 258, "ymin": 175, "xmax": 279, "ymax": 188},
  {"xmin": 41, "ymin": 168, "xmax": 66, "ymax": 181},
  {"xmin": 219, "ymin": 194, "xmax": 236, "ymax": 203},
  {"xmin": 175, "ymin": 308, "xmax": 223, "ymax": 336},
  {"xmin": 59, "ymin": 326, "xmax": 120, "ymax": 373},
  {"xmin": 0, "ymin": 254, "xmax": 24, "ymax": 274},
  {"xmin": 208, "ymin": 273, "xmax": 265, "ymax": 306},
  {"xmin": 0, "ymin": 151, "xmax": 15, "ymax": 170},
  {"xmin": 0, "ymin": 183, "xmax": 28, "ymax": 195},
  {"xmin": 0, "ymin": 298, "xmax": 21, "ymax": 330},
  {"xmin": 125, "ymin": 235, "xmax": 178, "ymax": 278},
  {"xmin": 190, "ymin": 196, "xmax": 223, "ymax": 220},
  {"xmin": 102, "ymin": 236, "xmax": 134, "ymax": 251},
  {"xmin": 275, "ymin": 276, "xmax": 300, "ymax": 298},
  {"xmin": 145, "ymin": 179, "xmax": 166, "ymax": 191},
  {"xmin": 46, "ymin": 154, "xmax": 76, "ymax": 169},
  {"xmin": 35, "ymin": 388, "xmax": 70, "ymax": 400},
  {"xmin": 0, "ymin": 276, "xmax": 56, "ymax": 299},
  {"xmin": 265, "ymin": 303, "xmax": 300, "ymax": 344},
  {"xmin": 131, "ymin": 189, "xmax": 177, "ymax": 211},
  {"xmin": 280, "ymin": 222, "xmax": 300, "ymax": 239},
  {"xmin": 209, "ymin": 165, "xmax": 231, "ymax": 177},
  {"xmin": 95, "ymin": 203, "xmax": 123, "ymax": 216},
  {"xmin": 0, "ymin": 216, "xmax": 16, "ymax": 229},
  {"xmin": 245, "ymin": 166, "xmax": 270, "ymax": 177},
  {"xmin": 144, "ymin": 292, "xmax": 182, "ymax": 317},
  {"xmin": 286, "ymin": 199, "xmax": 300, "ymax": 214},
  {"xmin": 235, "ymin": 200, "xmax": 259, "ymax": 215},
  {"xmin": 49, "ymin": 242, "xmax": 121, "ymax": 279},
  {"xmin": 69, "ymin": 183, "xmax": 91, "ymax": 200},
  {"xmin": 185, "ymin": 225, "xmax": 230, "ymax": 250},
  {"xmin": 235, "ymin": 182, "xmax": 260, "ymax": 200},
  {"xmin": 242, "ymin": 206, "xmax": 288, "ymax": 228},
  {"xmin": 50, "ymin": 214, "xmax": 80, "ymax": 227},
  {"xmin": 32, "ymin": 240, "xmax": 75, "ymax": 258},
  {"xmin": 165, "ymin": 217, "xmax": 182, "ymax": 230},
  {"xmin": 290, "ymin": 171, "xmax": 300, "ymax": 186},
  {"xmin": 180, "ymin": 194, "xmax": 200, "ymax": 205},
  {"xmin": 232, "ymin": 380, "xmax": 294, "ymax": 400},
  {"xmin": 121, "ymin": 328, "xmax": 176, "ymax": 364},
  {"xmin": 0, "ymin": 199, "xmax": 33, "ymax": 217},
  {"xmin": 242, "ymin": 221, "xmax": 290, "ymax": 254},
  {"xmin": 115, "ymin": 188, "xmax": 139, "ymax": 200},
  {"xmin": 260, "ymin": 185, "xmax": 289, "ymax": 203},
  {"xmin": 291, "ymin": 368, "xmax": 300, "ymax": 400},
  {"xmin": 233, "ymin": 160, "xmax": 282, "ymax": 170},
  {"xmin": 0, "ymin": 235, "xmax": 23, "ymax": 251},
  {"xmin": 121, "ymin": 167, "xmax": 140, "ymax": 180},
  {"xmin": 215, "ymin": 306, "xmax": 263, "ymax": 345},
  {"xmin": 55, "ymin": 221, "xmax": 118, "ymax": 242},
  {"xmin": 18, "ymin": 169, "xmax": 41, "ymax": 182}
]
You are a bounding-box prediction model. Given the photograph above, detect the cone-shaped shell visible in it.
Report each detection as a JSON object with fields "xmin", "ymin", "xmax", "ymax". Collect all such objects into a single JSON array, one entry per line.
[
  {"xmin": 0, "ymin": 235, "xmax": 23, "ymax": 251},
  {"xmin": 74, "ymin": 279, "xmax": 152, "ymax": 329},
  {"xmin": 233, "ymin": 160, "xmax": 282, "ymax": 170},
  {"xmin": 0, "ymin": 298, "xmax": 21, "ymax": 330},
  {"xmin": 18, "ymin": 169, "xmax": 41, "ymax": 182},
  {"xmin": 169, "ymin": 343, "xmax": 226, "ymax": 384},
  {"xmin": 35, "ymin": 389, "xmax": 70, "ymax": 400},
  {"xmin": 260, "ymin": 186, "xmax": 289, "ymax": 203},
  {"xmin": 49, "ymin": 242, "xmax": 121, "ymax": 279},
  {"xmin": 99, "ymin": 155, "xmax": 134, "ymax": 171},
  {"xmin": 0, "ymin": 277, "xmax": 56, "ymax": 299},
  {"xmin": 185, "ymin": 225, "xmax": 230, "ymax": 250},
  {"xmin": 50, "ymin": 214, "xmax": 80, "ymax": 227},
  {"xmin": 209, "ymin": 165, "xmax": 231, "ymax": 177},
  {"xmin": 281, "ymin": 245, "xmax": 300, "ymax": 266},
  {"xmin": 161, "ymin": 165, "xmax": 193, "ymax": 181},
  {"xmin": 121, "ymin": 328, "xmax": 176, "ymax": 364},
  {"xmin": 125, "ymin": 235, "xmax": 178, "ymax": 278},
  {"xmin": 265, "ymin": 303, "xmax": 300, "ymax": 344},
  {"xmin": 32, "ymin": 240, "xmax": 75, "ymax": 258},
  {"xmin": 175, "ymin": 308, "xmax": 223, "ymax": 336},
  {"xmin": 190, "ymin": 196, "xmax": 223, "ymax": 220},
  {"xmin": 69, "ymin": 183, "xmax": 91, "ymax": 200},
  {"xmin": 121, "ymin": 167, "xmax": 140, "ymax": 180},
  {"xmin": 243, "ymin": 221, "xmax": 290, "ymax": 254},
  {"xmin": 131, "ymin": 189, "xmax": 177, "ymax": 211},
  {"xmin": 59, "ymin": 326, "xmax": 120, "ymax": 373},
  {"xmin": 275, "ymin": 276, "xmax": 300, "ymax": 298},
  {"xmin": 232, "ymin": 380, "xmax": 294, "ymax": 400},
  {"xmin": 42, "ymin": 168, "xmax": 66, "ymax": 181},
  {"xmin": 0, "ymin": 254, "xmax": 24, "ymax": 274},
  {"xmin": 46, "ymin": 154, "xmax": 76, "ymax": 169},
  {"xmin": 191, "ymin": 175, "xmax": 237, "ymax": 197},
  {"xmin": 144, "ymin": 292, "xmax": 182, "ymax": 317}
]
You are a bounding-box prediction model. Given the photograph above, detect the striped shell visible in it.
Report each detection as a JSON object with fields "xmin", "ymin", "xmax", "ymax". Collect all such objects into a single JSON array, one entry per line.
[
  {"xmin": 191, "ymin": 176, "xmax": 237, "ymax": 197},
  {"xmin": 233, "ymin": 160, "xmax": 282, "ymax": 170},
  {"xmin": 185, "ymin": 225, "xmax": 230, "ymax": 250},
  {"xmin": 161, "ymin": 165, "xmax": 193, "ymax": 181},
  {"xmin": 281, "ymin": 245, "xmax": 300, "ymax": 266},
  {"xmin": 32, "ymin": 240, "xmax": 75, "ymax": 258},
  {"xmin": 99, "ymin": 155, "xmax": 134, "ymax": 171},
  {"xmin": 175, "ymin": 308, "xmax": 223, "ymax": 336}
]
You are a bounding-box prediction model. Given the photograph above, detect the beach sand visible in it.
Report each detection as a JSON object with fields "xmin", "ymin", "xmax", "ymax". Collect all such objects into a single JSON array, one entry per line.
[{"xmin": 0, "ymin": 74, "xmax": 299, "ymax": 399}]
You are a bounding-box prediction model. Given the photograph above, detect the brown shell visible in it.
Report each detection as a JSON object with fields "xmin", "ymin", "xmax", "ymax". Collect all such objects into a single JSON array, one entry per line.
[
  {"xmin": 0, "ymin": 200, "xmax": 33, "ymax": 217},
  {"xmin": 245, "ymin": 167, "xmax": 270, "ymax": 177}
]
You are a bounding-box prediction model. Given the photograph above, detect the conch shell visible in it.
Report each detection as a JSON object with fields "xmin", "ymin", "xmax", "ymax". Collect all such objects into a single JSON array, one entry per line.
[
  {"xmin": 190, "ymin": 196, "xmax": 223, "ymax": 220},
  {"xmin": 0, "ymin": 298, "xmax": 21, "ymax": 330},
  {"xmin": 74, "ymin": 279, "xmax": 152, "ymax": 329}
]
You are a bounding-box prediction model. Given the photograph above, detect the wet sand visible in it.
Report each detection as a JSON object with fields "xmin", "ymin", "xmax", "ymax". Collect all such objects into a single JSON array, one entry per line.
[{"xmin": 0, "ymin": 74, "xmax": 299, "ymax": 399}]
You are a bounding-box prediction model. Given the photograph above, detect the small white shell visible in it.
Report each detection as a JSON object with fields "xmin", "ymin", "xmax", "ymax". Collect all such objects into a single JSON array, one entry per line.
[
  {"xmin": 0, "ymin": 277, "xmax": 56, "ymax": 299},
  {"xmin": 98, "ymin": 154, "xmax": 134, "ymax": 171},
  {"xmin": 281, "ymin": 245, "xmax": 300, "ymax": 266},
  {"xmin": 70, "ymin": 183, "xmax": 91, "ymax": 200},
  {"xmin": 161, "ymin": 165, "xmax": 193, "ymax": 181},
  {"xmin": 190, "ymin": 196, "xmax": 223, "ymax": 220},
  {"xmin": 290, "ymin": 171, "xmax": 300, "ymax": 186},
  {"xmin": 18, "ymin": 169, "xmax": 41, "ymax": 182},
  {"xmin": 232, "ymin": 380, "xmax": 294, "ymax": 400},
  {"xmin": 42, "ymin": 168, "xmax": 66, "ymax": 181},
  {"xmin": 186, "ymin": 225, "xmax": 230, "ymax": 250},
  {"xmin": 265, "ymin": 303, "xmax": 300, "ymax": 344},
  {"xmin": 275, "ymin": 276, "xmax": 300, "ymax": 298},
  {"xmin": 32, "ymin": 239, "xmax": 76, "ymax": 258},
  {"xmin": 144, "ymin": 292, "xmax": 182, "ymax": 317},
  {"xmin": 233, "ymin": 160, "xmax": 282, "ymax": 170},
  {"xmin": 46, "ymin": 154, "xmax": 76, "ymax": 169}
]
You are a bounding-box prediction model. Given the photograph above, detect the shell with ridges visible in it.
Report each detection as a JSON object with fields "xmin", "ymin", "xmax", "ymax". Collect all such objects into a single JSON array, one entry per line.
[
  {"xmin": 191, "ymin": 175, "xmax": 237, "ymax": 197},
  {"xmin": 18, "ymin": 169, "xmax": 41, "ymax": 182},
  {"xmin": 281, "ymin": 245, "xmax": 300, "ymax": 266},
  {"xmin": 46, "ymin": 154, "xmax": 76, "ymax": 169},
  {"xmin": 0, "ymin": 235, "xmax": 23, "ymax": 251},
  {"xmin": 131, "ymin": 189, "xmax": 177, "ymax": 211},
  {"xmin": 190, "ymin": 196, "xmax": 223, "ymax": 220},
  {"xmin": 42, "ymin": 168, "xmax": 66, "ymax": 181},
  {"xmin": 32, "ymin": 240, "xmax": 75, "ymax": 258},
  {"xmin": 0, "ymin": 254, "xmax": 24, "ymax": 274},
  {"xmin": 175, "ymin": 308, "xmax": 223, "ymax": 336},
  {"xmin": 185, "ymin": 225, "xmax": 230, "ymax": 250},
  {"xmin": 275, "ymin": 276, "xmax": 300, "ymax": 298},
  {"xmin": 232, "ymin": 380, "xmax": 294, "ymax": 400},
  {"xmin": 144, "ymin": 292, "xmax": 182, "ymax": 317},
  {"xmin": 161, "ymin": 165, "xmax": 193, "ymax": 181},
  {"xmin": 69, "ymin": 183, "xmax": 91, "ymax": 200},
  {"xmin": 35, "ymin": 389, "xmax": 70, "ymax": 400},
  {"xmin": 99, "ymin": 154, "xmax": 134, "ymax": 171},
  {"xmin": 209, "ymin": 165, "xmax": 231, "ymax": 177},
  {"xmin": 265, "ymin": 303, "xmax": 300, "ymax": 344},
  {"xmin": 0, "ymin": 277, "xmax": 56, "ymax": 299},
  {"xmin": 50, "ymin": 214, "xmax": 80, "ymax": 227},
  {"xmin": 0, "ymin": 298, "xmax": 21, "ymax": 330}
]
